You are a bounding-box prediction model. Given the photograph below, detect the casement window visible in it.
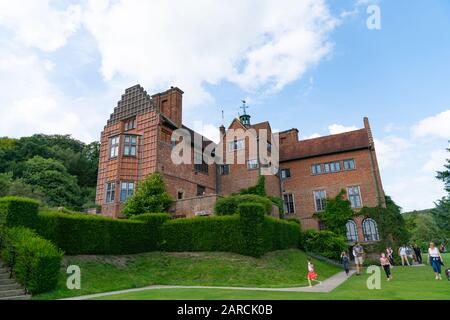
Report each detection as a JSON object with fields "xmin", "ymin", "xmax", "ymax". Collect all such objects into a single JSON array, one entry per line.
[
  {"xmin": 219, "ymin": 165, "xmax": 230, "ymax": 176},
  {"xmin": 343, "ymin": 159, "xmax": 356, "ymax": 170},
  {"xmin": 281, "ymin": 168, "xmax": 291, "ymax": 179},
  {"xmin": 346, "ymin": 220, "xmax": 359, "ymax": 242},
  {"xmin": 283, "ymin": 194, "xmax": 295, "ymax": 215},
  {"xmin": 347, "ymin": 186, "xmax": 362, "ymax": 209},
  {"xmin": 197, "ymin": 185, "xmax": 206, "ymax": 196},
  {"xmin": 120, "ymin": 181, "xmax": 135, "ymax": 202},
  {"xmin": 311, "ymin": 164, "xmax": 322, "ymax": 175},
  {"xmin": 105, "ymin": 182, "xmax": 116, "ymax": 203},
  {"xmin": 319, "ymin": 220, "xmax": 327, "ymax": 231},
  {"xmin": 229, "ymin": 139, "xmax": 244, "ymax": 151},
  {"xmin": 247, "ymin": 159, "xmax": 259, "ymax": 170},
  {"xmin": 109, "ymin": 136, "xmax": 120, "ymax": 158},
  {"xmin": 124, "ymin": 118, "xmax": 137, "ymax": 131},
  {"xmin": 313, "ymin": 189, "xmax": 327, "ymax": 212},
  {"xmin": 123, "ymin": 135, "xmax": 137, "ymax": 156},
  {"xmin": 194, "ymin": 151, "xmax": 209, "ymax": 174},
  {"xmin": 324, "ymin": 161, "xmax": 341, "ymax": 173},
  {"xmin": 362, "ymin": 218, "xmax": 380, "ymax": 241}
]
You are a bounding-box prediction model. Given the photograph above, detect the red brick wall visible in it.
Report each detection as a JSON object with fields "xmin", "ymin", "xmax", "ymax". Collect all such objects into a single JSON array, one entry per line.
[{"xmin": 280, "ymin": 148, "xmax": 384, "ymax": 239}]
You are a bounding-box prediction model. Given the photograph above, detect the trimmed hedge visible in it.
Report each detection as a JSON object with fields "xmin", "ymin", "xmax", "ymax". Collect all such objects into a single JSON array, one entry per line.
[
  {"xmin": 37, "ymin": 211, "xmax": 164, "ymax": 255},
  {"xmin": 0, "ymin": 227, "xmax": 63, "ymax": 294},
  {"xmin": 162, "ymin": 203, "xmax": 300, "ymax": 257},
  {"xmin": 161, "ymin": 215, "xmax": 245, "ymax": 253},
  {"xmin": 0, "ymin": 196, "xmax": 39, "ymax": 228},
  {"xmin": 303, "ymin": 229, "xmax": 347, "ymax": 260},
  {"xmin": 214, "ymin": 194, "xmax": 273, "ymax": 216}
]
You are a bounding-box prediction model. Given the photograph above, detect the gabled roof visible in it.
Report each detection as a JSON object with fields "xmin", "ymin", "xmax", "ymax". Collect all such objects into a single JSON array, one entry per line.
[
  {"xmin": 250, "ymin": 121, "xmax": 271, "ymax": 133},
  {"xmin": 280, "ymin": 129, "xmax": 370, "ymax": 162}
]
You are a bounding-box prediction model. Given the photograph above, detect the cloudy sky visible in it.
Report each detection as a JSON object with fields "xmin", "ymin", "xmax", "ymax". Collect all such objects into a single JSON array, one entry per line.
[{"xmin": 0, "ymin": 0, "xmax": 449, "ymax": 211}]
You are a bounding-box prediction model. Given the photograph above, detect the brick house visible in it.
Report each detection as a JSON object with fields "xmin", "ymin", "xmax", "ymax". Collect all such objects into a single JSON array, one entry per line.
[{"xmin": 96, "ymin": 85, "xmax": 385, "ymax": 243}]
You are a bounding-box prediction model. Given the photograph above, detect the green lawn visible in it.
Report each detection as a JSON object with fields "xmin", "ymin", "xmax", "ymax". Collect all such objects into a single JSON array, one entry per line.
[
  {"xmin": 96, "ymin": 254, "xmax": 450, "ymax": 300},
  {"xmin": 34, "ymin": 249, "xmax": 340, "ymax": 300}
]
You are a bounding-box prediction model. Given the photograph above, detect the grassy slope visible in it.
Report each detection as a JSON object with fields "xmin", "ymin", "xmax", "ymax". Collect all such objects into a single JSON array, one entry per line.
[
  {"xmin": 95, "ymin": 253, "xmax": 450, "ymax": 300},
  {"xmin": 34, "ymin": 249, "xmax": 340, "ymax": 300}
]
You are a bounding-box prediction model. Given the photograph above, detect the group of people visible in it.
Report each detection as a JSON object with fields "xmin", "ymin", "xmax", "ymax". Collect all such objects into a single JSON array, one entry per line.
[{"xmin": 306, "ymin": 242, "xmax": 447, "ymax": 287}]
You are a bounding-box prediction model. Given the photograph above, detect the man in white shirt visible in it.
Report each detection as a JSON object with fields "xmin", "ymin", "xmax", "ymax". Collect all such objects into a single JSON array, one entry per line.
[{"xmin": 353, "ymin": 243, "xmax": 364, "ymax": 275}]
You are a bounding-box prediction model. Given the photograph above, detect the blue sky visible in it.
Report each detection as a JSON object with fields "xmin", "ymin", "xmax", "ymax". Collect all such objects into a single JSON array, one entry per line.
[{"xmin": 0, "ymin": 0, "xmax": 449, "ymax": 211}]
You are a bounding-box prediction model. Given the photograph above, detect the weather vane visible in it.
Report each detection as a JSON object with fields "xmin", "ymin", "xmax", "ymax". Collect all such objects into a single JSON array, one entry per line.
[{"xmin": 240, "ymin": 100, "xmax": 249, "ymax": 115}]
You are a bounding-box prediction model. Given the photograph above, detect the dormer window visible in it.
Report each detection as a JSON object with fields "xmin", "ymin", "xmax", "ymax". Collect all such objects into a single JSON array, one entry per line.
[{"xmin": 124, "ymin": 118, "xmax": 137, "ymax": 131}]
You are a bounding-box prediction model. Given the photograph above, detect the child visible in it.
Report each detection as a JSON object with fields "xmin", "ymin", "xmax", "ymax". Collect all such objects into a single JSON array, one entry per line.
[
  {"xmin": 307, "ymin": 257, "xmax": 322, "ymax": 287},
  {"xmin": 341, "ymin": 251, "xmax": 350, "ymax": 276},
  {"xmin": 380, "ymin": 253, "xmax": 393, "ymax": 281}
]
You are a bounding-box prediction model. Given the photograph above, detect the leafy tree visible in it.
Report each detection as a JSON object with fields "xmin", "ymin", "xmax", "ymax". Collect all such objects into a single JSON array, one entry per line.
[
  {"xmin": 432, "ymin": 197, "xmax": 450, "ymax": 236},
  {"xmin": 315, "ymin": 189, "xmax": 356, "ymax": 236},
  {"xmin": 22, "ymin": 156, "xmax": 82, "ymax": 209},
  {"xmin": 409, "ymin": 213, "xmax": 444, "ymax": 245},
  {"xmin": 436, "ymin": 141, "xmax": 450, "ymax": 193},
  {"xmin": 122, "ymin": 173, "xmax": 173, "ymax": 217}
]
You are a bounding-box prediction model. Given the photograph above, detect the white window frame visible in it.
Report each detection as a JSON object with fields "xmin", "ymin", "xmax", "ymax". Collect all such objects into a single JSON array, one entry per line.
[
  {"xmin": 362, "ymin": 218, "xmax": 380, "ymax": 241},
  {"xmin": 229, "ymin": 139, "xmax": 245, "ymax": 151},
  {"xmin": 247, "ymin": 159, "xmax": 259, "ymax": 170},
  {"xmin": 123, "ymin": 135, "xmax": 137, "ymax": 157},
  {"xmin": 283, "ymin": 193, "xmax": 295, "ymax": 215},
  {"xmin": 311, "ymin": 164, "xmax": 322, "ymax": 175},
  {"xmin": 313, "ymin": 189, "xmax": 327, "ymax": 212},
  {"xmin": 281, "ymin": 168, "xmax": 291, "ymax": 179},
  {"xmin": 109, "ymin": 136, "xmax": 120, "ymax": 159},
  {"xmin": 347, "ymin": 185, "xmax": 363, "ymax": 209},
  {"xmin": 345, "ymin": 220, "xmax": 359, "ymax": 242},
  {"xmin": 120, "ymin": 181, "xmax": 135, "ymax": 203},
  {"xmin": 343, "ymin": 159, "xmax": 356, "ymax": 171},
  {"xmin": 105, "ymin": 182, "xmax": 116, "ymax": 204}
]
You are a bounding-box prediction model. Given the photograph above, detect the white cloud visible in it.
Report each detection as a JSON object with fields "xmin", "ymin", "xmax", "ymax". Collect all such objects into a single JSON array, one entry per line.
[
  {"xmin": 82, "ymin": 0, "xmax": 338, "ymax": 106},
  {"xmin": 412, "ymin": 109, "xmax": 450, "ymax": 139},
  {"xmin": 328, "ymin": 124, "xmax": 359, "ymax": 134},
  {"xmin": 374, "ymin": 136, "xmax": 411, "ymax": 170},
  {"xmin": 0, "ymin": 0, "xmax": 82, "ymax": 52},
  {"xmin": 421, "ymin": 149, "xmax": 448, "ymax": 174}
]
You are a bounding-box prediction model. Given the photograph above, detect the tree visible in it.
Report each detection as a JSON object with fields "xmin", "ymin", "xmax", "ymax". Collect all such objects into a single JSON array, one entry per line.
[
  {"xmin": 22, "ymin": 156, "xmax": 82, "ymax": 209},
  {"xmin": 436, "ymin": 142, "xmax": 450, "ymax": 193},
  {"xmin": 432, "ymin": 197, "xmax": 450, "ymax": 236},
  {"xmin": 315, "ymin": 189, "xmax": 356, "ymax": 236},
  {"xmin": 122, "ymin": 173, "xmax": 173, "ymax": 217},
  {"xmin": 410, "ymin": 213, "xmax": 444, "ymax": 245}
]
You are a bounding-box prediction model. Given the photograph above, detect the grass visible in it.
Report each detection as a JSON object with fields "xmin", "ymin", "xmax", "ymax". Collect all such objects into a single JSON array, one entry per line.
[
  {"xmin": 95, "ymin": 253, "xmax": 450, "ymax": 300},
  {"xmin": 34, "ymin": 249, "xmax": 340, "ymax": 300}
]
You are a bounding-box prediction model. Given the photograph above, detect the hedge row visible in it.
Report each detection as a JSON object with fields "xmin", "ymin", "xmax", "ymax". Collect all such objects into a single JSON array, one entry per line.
[
  {"xmin": 37, "ymin": 211, "xmax": 169, "ymax": 255},
  {"xmin": 162, "ymin": 203, "xmax": 299, "ymax": 257},
  {"xmin": 214, "ymin": 194, "xmax": 273, "ymax": 215},
  {"xmin": 0, "ymin": 196, "xmax": 40, "ymax": 229},
  {"xmin": 0, "ymin": 227, "xmax": 63, "ymax": 294},
  {"xmin": 302, "ymin": 229, "xmax": 347, "ymax": 260}
]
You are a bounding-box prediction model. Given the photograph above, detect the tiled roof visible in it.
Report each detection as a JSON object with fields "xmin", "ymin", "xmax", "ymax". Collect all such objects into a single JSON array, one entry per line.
[{"xmin": 280, "ymin": 129, "xmax": 370, "ymax": 161}]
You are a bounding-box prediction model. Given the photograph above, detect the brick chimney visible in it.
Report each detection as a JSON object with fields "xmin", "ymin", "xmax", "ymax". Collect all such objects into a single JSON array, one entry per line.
[
  {"xmin": 152, "ymin": 87, "xmax": 184, "ymax": 128},
  {"xmin": 279, "ymin": 128, "xmax": 299, "ymax": 145},
  {"xmin": 363, "ymin": 117, "xmax": 374, "ymax": 146}
]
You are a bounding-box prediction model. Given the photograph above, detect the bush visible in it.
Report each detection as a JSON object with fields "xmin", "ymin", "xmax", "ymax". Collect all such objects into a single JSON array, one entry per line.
[
  {"xmin": 214, "ymin": 194, "xmax": 272, "ymax": 216},
  {"xmin": 303, "ymin": 229, "xmax": 347, "ymax": 260},
  {"xmin": 0, "ymin": 227, "xmax": 62, "ymax": 294},
  {"xmin": 129, "ymin": 213, "xmax": 171, "ymax": 224},
  {"xmin": 161, "ymin": 215, "xmax": 244, "ymax": 253},
  {"xmin": 285, "ymin": 217, "xmax": 301, "ymax": 225},
  {"xmin": 0, "ymin": 196, "xmax": 39, "ymax": 228},
  {"xmin": 238, "ymin": 202, "xmax": 265, "ymax": 257},
  {"xmin": 36, "ymin": 211, "xmax": 164, "ymax": 255},
  {"xmin": 262, "ymin": 216, "xmax": 300, "ymax": 253},
  {"xmin": 122, "ymin": 173, "xmax": 173, "ymax": 217}
]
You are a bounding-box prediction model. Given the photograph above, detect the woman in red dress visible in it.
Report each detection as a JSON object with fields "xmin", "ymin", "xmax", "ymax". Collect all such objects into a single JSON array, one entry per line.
[{"xmin": 307, "ymin": 257, "xmax": 322, "ymax": 287}]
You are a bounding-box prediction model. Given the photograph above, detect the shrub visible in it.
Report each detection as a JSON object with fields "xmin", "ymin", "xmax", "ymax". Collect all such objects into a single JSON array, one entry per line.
[
  {"xmin": 214, "ymin": 194, "xmax": 272, "ymax": 216},
  {"xmin": 129, "ymin": 213, "xmax": 171, "ymax": 224},
  {"xmin": 303, "ymin": 229, "xmax": 347, "ymax": 260},
  {"xmin": 122, "ymin": 173, "xmax": 173, "ymax": 217},
  {"xmin": 285, "ymin": 217, "xmax": 301, "ymax": 225},
  {"xmin": 238, "ymin": 202, "xmax": 265, "ymax": 257},
  {"xmin": 0, "ymin": 227, "xmax": 62, "ymax": 294},
  {"xmin": 0, "ymin": 196, "xmax": 39, "ymax": 228},
  {"xmin": 262, "ymin": 216, "xmax": 300, "ymax": 253},
  {"xmin": 36, "ymin": 211, "xmax": 164, "ymax": 255},
  {"xmin": 161, "ymin": 215, "xmax": 244, "ymax": 253}
]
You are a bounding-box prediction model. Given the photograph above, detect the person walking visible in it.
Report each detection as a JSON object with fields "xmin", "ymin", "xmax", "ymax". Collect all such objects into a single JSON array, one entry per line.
[
  {"xmin": 380, "ymin": 253, "xmax": 393, "ymax": 281},
  {"xmin": 398, "ymin": 244, "xmax": 410, "ymax": 266},
  {"xmin": 386, "ymin": 247, "xmax": 395, "ymax": 266},
  {"xmin": 428, "ymin": 242, "xmax": 444, "ymax": 280},
  {"xmin": 353, "ymin": 243, "xmax": 364, "ymax": 275},
  {"xmin": 413, "ymin": 244, "xmax": 422, "ymax": 264},
  {"xmin": 306, "ymin": 257, "xmax": 322, "ymax": 287},
  {"xmin": 341, "ymin": 251, "xmax": 350, "ymax": 276}
]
